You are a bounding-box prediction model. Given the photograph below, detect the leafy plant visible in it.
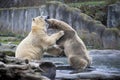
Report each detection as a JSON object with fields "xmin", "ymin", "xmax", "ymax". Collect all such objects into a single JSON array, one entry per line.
[{"xmin": 105, "ymin": 0, "xmax": 120, "ymax": 5}]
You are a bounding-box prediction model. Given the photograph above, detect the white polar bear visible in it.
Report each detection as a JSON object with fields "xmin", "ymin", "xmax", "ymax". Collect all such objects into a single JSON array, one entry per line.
[{"xmin": 15, "ymin": 16, "xmax": 64, "ymax": 60}]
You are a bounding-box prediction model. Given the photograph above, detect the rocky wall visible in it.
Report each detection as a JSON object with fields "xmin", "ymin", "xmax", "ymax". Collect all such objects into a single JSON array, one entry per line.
[
  {"xmin": 107, "ymin": 2, "xmax": 120, "ymax": 28},
  {"xmin": 0, "ymin": 1, "xmax": 120, "ymax": 49}
]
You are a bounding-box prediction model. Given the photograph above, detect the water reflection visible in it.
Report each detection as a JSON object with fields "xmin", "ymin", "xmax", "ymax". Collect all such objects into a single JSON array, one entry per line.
[{"xmin": 42, "ymin": 50, "xmax": 120, "ymax": 74}]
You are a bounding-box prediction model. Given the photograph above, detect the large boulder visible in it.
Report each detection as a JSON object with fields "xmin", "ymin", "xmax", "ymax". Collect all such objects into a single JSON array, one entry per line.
[
  {"xmin": 107, "ymin": 2, "xmax": 120, "ymax": 28},
  {"xmin": 102, "ymin": 28, "xmax": 120, "ymax": 49},
  {"xmin": 0, "ymin": 1, "xmax": 120, "ymax": 49}
]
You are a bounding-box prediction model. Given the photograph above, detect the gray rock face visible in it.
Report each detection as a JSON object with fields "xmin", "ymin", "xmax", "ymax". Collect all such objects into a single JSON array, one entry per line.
[
  {"xmin": 0, "ymin": 43, "xmax": 16, "ymax": 56},
  {"xmin": 0, "ymin": 7, "xmax": 43, "ymax": 34},
  {"xmin": 0, "ymin": 1, "xmax": 105, "ymax": 47},
  {"xmin": 0, "ymin": 1, "xmax": 120, "ymax": 49},
  {"xmin": 0, "ymin": 1, "xmax": 105, "ymax": 34},
  {"xmin": 107, "ymin": 2, "xmax": 120, "ymax": 28},
  {"xmin": 102, "ymin": 28, "xmax": 120, "ymax": 49}
]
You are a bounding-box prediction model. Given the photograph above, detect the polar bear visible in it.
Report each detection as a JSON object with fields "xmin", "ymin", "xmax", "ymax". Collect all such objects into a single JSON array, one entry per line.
[
  {"xmin": 15, "ymin": 16, "xmax": 64, "ymax": 60},
  {"xmin": 46, "ymin": 19, "xmax": 92, "ymax": 71}
]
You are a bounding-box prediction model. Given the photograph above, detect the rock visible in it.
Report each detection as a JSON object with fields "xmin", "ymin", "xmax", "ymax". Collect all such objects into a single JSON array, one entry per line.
[
  {"xmin": 0, "ymin": 1, "xmax": 105, "ymax": 38},
  {"xmin": 102, "ymin": 28, "xmax": 120, "ymax": 49},
  {"xmin": 0, "ymin": 1, "xmax": 120, "ymax": 49},
  {"xmin": 0, "ymin": 47, "xmax": 120, "ymax": 79},
  {"xmin": 42, "ymin": 50, "xmax": 120, "ymax": 80},
  {"xmin": 0, "ymin": 55, "xmax": 55, "ymax": 80},
  {"xmin": 39, "ymin": 62, "xmax": 56, "ymax": 80},
  {"xmin": 107, "ymin": 2, "xmax": 120, "ymax": 28},
  {"xmin": 45, "ymin": 1, "xmax": 105, "ymax": 48},
  {"xmin": 89, "ymin": 50, "xmax": 120, "ymax": 71},
  {"xmin": 7, "ymin": 42, "xmax": 17, "ymax": 49},
  {"xmin": 0, "ymin": 43, "xmax": 16, "ymax": 56}
]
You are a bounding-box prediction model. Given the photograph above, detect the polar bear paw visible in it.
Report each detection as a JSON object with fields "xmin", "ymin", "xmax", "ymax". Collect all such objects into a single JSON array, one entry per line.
[{"xmin": 59, "ymin": 30, "xmax": 64, "ymax": 36}]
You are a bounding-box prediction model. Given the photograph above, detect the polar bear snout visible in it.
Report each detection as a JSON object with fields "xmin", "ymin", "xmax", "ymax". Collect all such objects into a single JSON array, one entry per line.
[
  {"xmin": 45, "ymin": 16, "xmax": 50, "ymax": 22},
  {"xmin": 46, "ymin": 16, "xmax": 50, "ymax": 19}
]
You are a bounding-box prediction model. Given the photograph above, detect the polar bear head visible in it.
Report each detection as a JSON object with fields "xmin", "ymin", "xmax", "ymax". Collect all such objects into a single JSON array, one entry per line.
[{"xmin": 32, "ymin": 16, "xmax": 49, "ymax": 31}]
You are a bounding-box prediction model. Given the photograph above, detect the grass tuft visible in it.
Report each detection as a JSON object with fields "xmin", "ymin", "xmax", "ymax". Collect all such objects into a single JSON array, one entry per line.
[{"xmin": 67, "ymin": 1, "xmax": 106, "ymax": 8}]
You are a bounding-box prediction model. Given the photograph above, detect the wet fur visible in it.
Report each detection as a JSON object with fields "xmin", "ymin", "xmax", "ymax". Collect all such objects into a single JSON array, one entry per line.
[{"xmin": 47, "ymin": 19, "xmax": 92, "ymax": 71}]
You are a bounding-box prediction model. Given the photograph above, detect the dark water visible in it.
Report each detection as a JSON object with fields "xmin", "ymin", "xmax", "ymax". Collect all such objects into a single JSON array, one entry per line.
[
  {"xmin": 90, "ymin": 52, "xmax": 120, "ymax": 74},
  {"xmin": 42, "ymin": 50, "xmax": 120, "ymax": 74}
]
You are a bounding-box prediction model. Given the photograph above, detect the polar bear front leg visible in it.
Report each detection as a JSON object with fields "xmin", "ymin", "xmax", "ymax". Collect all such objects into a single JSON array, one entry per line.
[
  {"xmin": 46, "ymin": 45, "xmax": 63, "ymax": 56},
  {"xmin": 50, "ymin": 30, "xmax": 64, "ymax": 40},
  {"xmin": 44, "ymin": 31, "xmax": 64, "ymax": 46}
]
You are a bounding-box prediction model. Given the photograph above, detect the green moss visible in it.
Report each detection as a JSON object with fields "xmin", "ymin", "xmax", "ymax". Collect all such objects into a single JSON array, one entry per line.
[
  {"xmin": 117, "ymin": 25, "xmax": 120, "ymax": 30},
  {"xmin": 105, "ymin": 0, "xmax": 120, "ymax": 5},
  {"xmin": 78, "ymin": 30, "xmax": 102, "ymax": 49},
  {"xmin": 66, "ymin": 1, "xmax": 107, "ymax": 25},
  {"xmin": 0, "ymin": 32, "xmax": 16, "ymax": 37},
  {"xmin": 0, "ymin": 36, "xmax": 21, "ymax": 45},
  {"xmin": 47, "ymin": 1, "xmax": 79, "ymax": 13},
  {"xmin": 0, "ymin": 51, "xmax": 15, "ymax": 56},
  {"xmin": 94, "ymin": 21, "xmax": 106, "ymax": 29},
  {"xmin": 66, "ymin": 6, "xmax": 79, "ymax": 12},
  {"xmin": 80, "ymin": 13, "xmax": 92, "ymax": 21},
  {"xmin": 67, "ymin": 1, "xmax": 105, "ymax": 8},
  {"xmin": 47, "ymin": 1, "xmax": 62, "ymax": 4},
  {"xmin": 0, "ymin": 6, "xmax": 45, "ymax": 10},
  {"xmin": 105, "ymin": 28, "xmax": 119, "ymax": 35}
]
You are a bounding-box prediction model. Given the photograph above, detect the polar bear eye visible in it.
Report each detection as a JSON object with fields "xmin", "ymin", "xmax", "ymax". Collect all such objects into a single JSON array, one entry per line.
[{"xmin": 33, "ymin": 18, "xmax": 35, "ymax": 21}]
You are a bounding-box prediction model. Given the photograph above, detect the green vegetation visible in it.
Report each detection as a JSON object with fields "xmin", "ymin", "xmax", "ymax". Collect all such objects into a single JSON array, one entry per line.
[
  {"xmin": 0, "ymin": 6, "xmax": 42, "ymax": 10},
  {"xmin": 77, "ymin": 30, "xmax": 102, "ymax": 49},
  {"xmin": 0, "ymin": 36, "xmax": 21, "ymax": 45},
  {"xmin": 0, "ymin": 51, "xmax": 15, "ymax": 56},
  {"xmin": 66, "ymin": 0, "xmax": 108, "ymax": 26},
  {"xmin": 105, "ymin": 0, "xmax": 120, "ymax": 5},
  {"xmin": 67, "ymin": 1, "xmax": 105, "ymax": 7},
  {"xmin": 67, "ymin": 0, "xmax": 120, "ymax": 7},
  {"xmin": 116, "ymin": 24, "xmax": 120, "ymax": 30},
  {"xmin": 105, "ymin": 28, "xmax": 120, "ymax": 35},
  {"xmin": 66, "ymin": 0, "xmax": 120, "ymax": 27}
]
